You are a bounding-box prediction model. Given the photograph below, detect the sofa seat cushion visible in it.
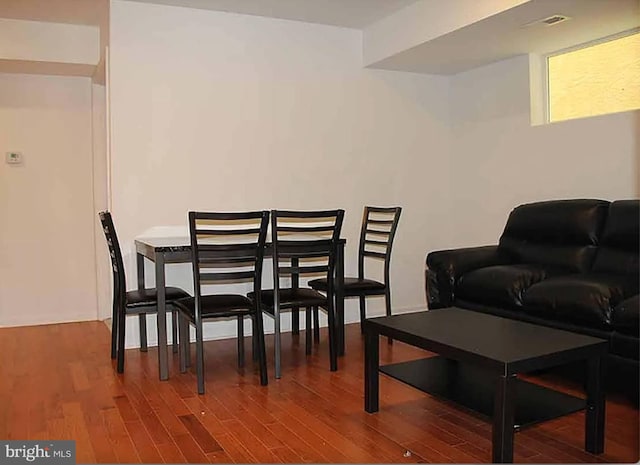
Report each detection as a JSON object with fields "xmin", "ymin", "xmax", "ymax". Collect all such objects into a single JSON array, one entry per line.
[
  {"xmin": 612, "ymin": 295, "xmax": 639, "ymax": 336},
  {"xmin": 457, "ymin": 264, "xmax": 554, "ymax": 309},
  {"xmin": 521, "ymin": 274, "xmax": 637, "ymax": 329}
]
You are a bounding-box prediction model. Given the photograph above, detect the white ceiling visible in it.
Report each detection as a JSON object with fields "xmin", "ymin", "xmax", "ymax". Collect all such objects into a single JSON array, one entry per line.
[
  {"xmin": 370, "ymin": 0, "xmax": 640, "ymax": 74},
  {"xmin": 127, "ymin": 0, "xmax": 419, "ymax": 29}
]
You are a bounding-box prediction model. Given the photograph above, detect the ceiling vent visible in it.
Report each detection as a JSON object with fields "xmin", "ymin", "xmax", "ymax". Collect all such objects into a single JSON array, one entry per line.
[
  {"xmin": 523, "ymin": 15, "xmax": 571, "ymax": 27},
  {"xmin": 541, "ymin": 15, "xmax": 570, "ymax": 25}
]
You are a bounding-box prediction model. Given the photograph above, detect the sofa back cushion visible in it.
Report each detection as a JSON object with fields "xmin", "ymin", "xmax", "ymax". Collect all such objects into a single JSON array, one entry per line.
[
  {"xmin": 592, "ymin": 200, "xmax": 639, "ymax": 275},
  {"xmin": 498, "ymin": 199, "xmax": 610, "ymax": 272}
]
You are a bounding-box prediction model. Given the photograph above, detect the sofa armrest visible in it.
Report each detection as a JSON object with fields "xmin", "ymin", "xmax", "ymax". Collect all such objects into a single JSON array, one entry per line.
[{"xmin": 425, "ymin": 245, "xmax": 510, "ymax": 309}]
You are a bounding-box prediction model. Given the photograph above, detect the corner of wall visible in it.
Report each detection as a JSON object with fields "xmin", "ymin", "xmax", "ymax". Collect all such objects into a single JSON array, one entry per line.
[{"xmin": 528, "ymin": 53, "xmax": 546, "ymax": 126}]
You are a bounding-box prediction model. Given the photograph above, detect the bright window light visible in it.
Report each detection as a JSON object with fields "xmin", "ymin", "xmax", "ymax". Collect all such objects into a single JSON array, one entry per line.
[{"xmin": 547, "ymin": 31, "xmax": 640, "ymax": 123}]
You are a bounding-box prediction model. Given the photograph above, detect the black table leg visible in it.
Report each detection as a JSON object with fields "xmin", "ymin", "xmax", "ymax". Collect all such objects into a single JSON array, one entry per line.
[
  {"xmin": 492, "ymin": 373, "xmax": 516, "ymax": 463},
  {"xmin": 364, "ymin": 327, "xmax": 379, "ymax": 413},
  {"xmin": 155, "ymin": 253, "xmax": 169, "ymax": 381},
  {"xmin": 136, "ymin": 254, "xmax": 148, "ymax": 352},
  {"xmin": 585, "ymin": 354, "xmax": 606, "ymax": 454}
]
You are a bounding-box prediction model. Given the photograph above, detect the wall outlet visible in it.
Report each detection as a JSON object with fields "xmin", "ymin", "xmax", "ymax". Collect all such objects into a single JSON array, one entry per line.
[{"xmin": 6, "ymin": 152, "xmax": 23, "ymax": 165}]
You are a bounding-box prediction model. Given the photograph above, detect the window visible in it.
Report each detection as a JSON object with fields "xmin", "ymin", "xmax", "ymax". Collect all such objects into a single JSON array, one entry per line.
[{"xmin": 547, "ymin": 30, "xmax": 640, "ymax": 123}]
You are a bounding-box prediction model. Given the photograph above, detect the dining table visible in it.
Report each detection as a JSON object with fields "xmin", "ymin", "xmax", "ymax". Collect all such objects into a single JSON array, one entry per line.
[{"xmin": 134, "ymin": 235, "xmax": 346, "ymax": 381}]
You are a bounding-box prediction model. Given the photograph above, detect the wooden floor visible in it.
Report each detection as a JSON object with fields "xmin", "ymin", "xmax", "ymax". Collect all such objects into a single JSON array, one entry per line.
[{"xmin": 0, "ymin": 321, "xmax": 638, "ymax": 464}]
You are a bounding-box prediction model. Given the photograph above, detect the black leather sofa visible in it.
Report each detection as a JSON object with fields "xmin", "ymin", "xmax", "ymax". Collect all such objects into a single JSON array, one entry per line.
[{"xmin": 426, "ymin": 199, "xmax": 639, "ymax": 394}]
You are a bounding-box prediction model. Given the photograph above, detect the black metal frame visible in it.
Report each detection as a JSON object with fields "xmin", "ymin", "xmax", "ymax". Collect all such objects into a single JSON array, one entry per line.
[
  {"xmin": 310, "ymin": 206, "xmax": 401, "ymax": 335},
  {"xmin": 176, "ymin": 211, "xmax": 270, "ymax": 394},
  {"xmin": 260, "ymin": 209, "xmax": 344, "ymax": 379},
  {"xmin": 98, "ymin": 211, "xmax": 184, "ymax": 373}
]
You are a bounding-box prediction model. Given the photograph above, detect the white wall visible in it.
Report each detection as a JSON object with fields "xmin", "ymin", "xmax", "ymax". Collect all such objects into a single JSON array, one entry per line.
[
  {"xmin": 0, "ymin": 73, "xmax": 98, "ymax": 326},
  {"xmin": 449, "ymin": 54, "xmax": 640, "ymax": 247},
  {"xmin": 109, "ymin": 0, "xmax": 452, "ymax": 346}
]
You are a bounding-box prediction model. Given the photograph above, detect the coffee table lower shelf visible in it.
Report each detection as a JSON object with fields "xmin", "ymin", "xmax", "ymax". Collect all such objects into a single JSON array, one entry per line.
[{"xmin": 379, "ymin": 356, "xmax": 585, "ymax": 430}]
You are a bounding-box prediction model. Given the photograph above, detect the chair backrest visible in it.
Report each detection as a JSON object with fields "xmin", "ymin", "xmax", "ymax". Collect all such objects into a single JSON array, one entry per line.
[
  {"xmin": 270, "ymin": 209, "xmax": 345, "ymax": 295},
  {"xmin": 358, "ymin": 206, "xmax": 402, "ymax": 284},
  {"xmin": 188, "ymin": 211, "xmax": 270, "ymax": 315},
  {"xmin": 98, "ymin": 211, "xmax": 126, "ymax": 305}
]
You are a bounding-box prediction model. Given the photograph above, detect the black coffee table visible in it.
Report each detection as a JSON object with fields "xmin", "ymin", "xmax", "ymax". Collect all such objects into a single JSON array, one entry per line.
[{"xmin": 363, "ymin": 308, "xmax": 608, "ymax": 463}]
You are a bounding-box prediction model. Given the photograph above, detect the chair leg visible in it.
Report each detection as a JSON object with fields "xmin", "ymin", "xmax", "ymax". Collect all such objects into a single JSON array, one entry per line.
[
  {"xmin": 313, "ymin": 306, "xmax": 320, "ymax": 343},
  {"xmin": 275, "ymin": 310, "xmax": 282, "ymax": 379},
  {"xmin": 179, "ymin": 315, "xmax": 189, "ymax": 374},
  {"xmin": 138, "ymin": 314, "xmax": 148, "ymax": 352},
  {"xmin": 327, "ymin": 304, "xmax": 338, "ymax": 372},
  {"xmin": 253, "ymin": 312, "xmax": 268, "ymax": 386},
  {"xmin": 359, "ymin": 295, "xmax": 366, "ymax": 335},
  {"xmin": 252, "ymin": 324, "xmax": 259, "ymax": 362},
  {"xmin": 117, "ymin": 310, "xmax": 126, "ymax": 373},
  {"xmin": 172, "ymin": 311, "xmax": 179, "ymax": 354},
  {"xmin": 385, "ymin": 288, "xmax": 393, "ymax": 345},
  {"xmin": 292, "ymin": 307, "xmax": 300, "ymax": 335},
  {"xmin": 185, "ymin": 326, "xmax": 192, "ymax": 368},
  {"xmin": 195, "ymin": 319, "xmax": 205, "ymax": 395},
  {"xmin": 305, "ymin": 308, "xmax": 312, "ymax": 355},
  {"xmin": 237, "ymin": 316, "xmax": 245, "ymax": 369},
  {"xmin": 110, "ymin": 301, "xmax": 118, "ymax": 360}
]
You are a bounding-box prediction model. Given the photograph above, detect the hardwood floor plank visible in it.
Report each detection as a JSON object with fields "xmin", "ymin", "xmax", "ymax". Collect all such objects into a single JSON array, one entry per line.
[
  {"xmin": 213, "ymin": 433, "xmax": 258, "ymax": 463},
  {"xmin": 122, "ymin": 419, "xmax": 164, "ymax": 463},
  {"xmin": 264, "ymin": 420, "xmax": 328, "ymax": 463},
  {"xmin": 172, "ymin": 432, "xmax": 210, "ymax": 463},
  {"xmin": 100, "ymin": 407, "xmax": 140, "ymax": 464},
  {"xmin": 113, "ymin": 394, "xmax": 140, "ymax": 423},
  {"xmin": 206, "ymin": 449, "xmax": 235, "ymax": 463},
  {"xmin": 69, "ymin": 360, "xmax": 91, "ymax": 392},
  {"xmin": 125, "ymin": 383, "xmax": 174, "ymax": 445},
  {"xmin": 178, "ymin": 414, "xmax": 223, "ymax": 454},
  {"xmin": 271, "ymin": 445, "xmax": 307, "ymax": 463},
  {"xmin": 405, "ymin": 439, "xmax": 474, "ymax": 463},
  {"xmin": 182, "ymin": 396, "xmax": 230, "ymax": 438},
  {"xmin": 221, "ymin": 418, "xmax": 282, "ymax": 463},
  {"xmin": 157, "ymin": 441, "xmax": 188, "ymax": 464},
  {"xmin": 269, "ymin": 407, "xmax": 350, "ymax": 462},
  {"xmin": 61, "ymin": 402, "xmax": 97, "ymax": 463}
]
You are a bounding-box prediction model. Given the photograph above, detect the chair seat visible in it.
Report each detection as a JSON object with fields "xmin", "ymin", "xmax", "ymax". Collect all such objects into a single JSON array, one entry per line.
[
  {"xmin": 125, "ymin": 287, "xmax": 190, "ymax": 308},
  {"xmin": 249, "ymin": 288, "xmax": 328, "ymax": 312},
  {"xmin": 308, "ymin": 277, "xmax": 386, "ymax": 295},
  {"xmin": 174, "ymin": 294, "xmax": 255, "ymax": 319}
]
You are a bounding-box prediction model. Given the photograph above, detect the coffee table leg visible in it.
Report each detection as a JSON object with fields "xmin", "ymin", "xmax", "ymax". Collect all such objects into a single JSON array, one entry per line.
[
  {"xmin": 364, "ymin": 327, "xmax": 379, "ymax": 413},
  {"xmin": 492, "ymin": 373, "xmax": 516, "ymax": 463},
  {"xmin": 585, "ymin": 354, "xmax": 605, "ymax": 454}
]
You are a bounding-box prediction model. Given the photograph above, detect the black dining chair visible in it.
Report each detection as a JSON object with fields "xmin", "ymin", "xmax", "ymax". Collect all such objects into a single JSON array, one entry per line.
[
  {"xmin": 309, "ymin": 206, "xmax": 401, "ymax": 337},
  {"xmin": 250, "ymin": 209, "xmax": 344, "ymax": 379},
  {"xmin": 174, "ymin": 211, "xmax": 269, "ymax": 394},
  {"xmin": 98, "ymin": 211, "xmax": 189, "ymax": 373}
]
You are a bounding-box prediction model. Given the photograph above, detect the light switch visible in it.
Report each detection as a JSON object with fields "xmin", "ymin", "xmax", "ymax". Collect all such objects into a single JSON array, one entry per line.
[{"xmin": 6, "ymin": 152, "xmax": 23, "ymax": 165}]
